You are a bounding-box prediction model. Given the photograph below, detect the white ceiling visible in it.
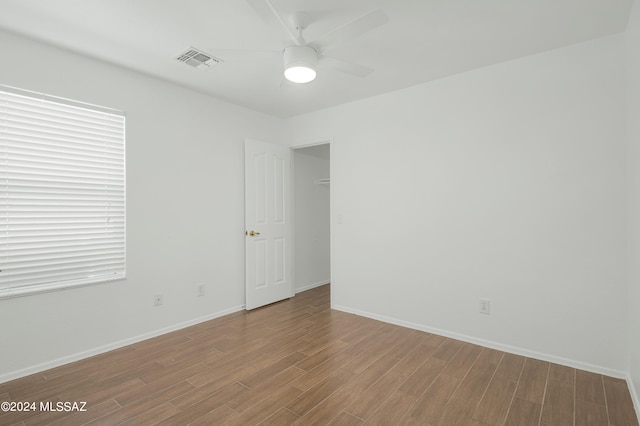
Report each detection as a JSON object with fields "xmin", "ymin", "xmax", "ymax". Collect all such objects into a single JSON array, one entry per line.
[{"xmin": 0, "ymin": 0, "xmax": 633, "ymax": 118}]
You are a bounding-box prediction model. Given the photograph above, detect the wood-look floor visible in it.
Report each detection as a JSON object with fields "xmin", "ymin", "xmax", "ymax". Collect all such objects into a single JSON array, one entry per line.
[{"xmin": 1, "ymin": 285, "xmax": 637, "ymax": 425}]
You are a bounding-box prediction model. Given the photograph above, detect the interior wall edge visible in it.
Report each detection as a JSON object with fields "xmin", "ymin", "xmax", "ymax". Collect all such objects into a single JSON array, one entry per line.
[
  {"xmin": 332, "ymin": 304, "xmax": 629, "ymax": 380},
  {"xmin": 0, "ymin": 304, "xmax": 245, "ymax": 385}
]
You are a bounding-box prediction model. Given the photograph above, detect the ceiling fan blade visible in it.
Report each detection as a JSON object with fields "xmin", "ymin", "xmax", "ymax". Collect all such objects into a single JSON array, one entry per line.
[
  {"xmin": 245, "ymin": 0, "xmax": 304, "ymax": 45},
  {"xmin": 318, "ymin": 55, "xmax": 373, "ymax": 78},
  {"xmin": 312, "ymin": 9, "xmax": 389, "ymax": 51}
]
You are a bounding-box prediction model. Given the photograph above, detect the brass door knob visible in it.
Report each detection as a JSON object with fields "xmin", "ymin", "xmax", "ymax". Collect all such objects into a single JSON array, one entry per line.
[{"xmin": 246, "ymin": 230, "xmax": 261, "ymax": 236}]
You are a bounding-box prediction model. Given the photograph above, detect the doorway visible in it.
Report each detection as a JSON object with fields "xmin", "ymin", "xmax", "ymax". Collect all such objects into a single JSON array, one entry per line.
[{"xmin": 292, "ymin": 143, "xmax": 331, "ymax": 293}]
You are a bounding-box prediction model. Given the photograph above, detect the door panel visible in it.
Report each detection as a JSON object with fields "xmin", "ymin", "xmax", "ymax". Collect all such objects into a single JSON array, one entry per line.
[{"xmin": 245, "ymin": 139, "xmax": 292, "ymax": 310}]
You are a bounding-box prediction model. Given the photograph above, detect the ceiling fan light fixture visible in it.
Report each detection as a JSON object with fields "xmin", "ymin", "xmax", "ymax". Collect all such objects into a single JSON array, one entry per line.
[
  {"xmin": 285, "ymin": 66, "xmax": 316, "ymax": 83},
  {"xmin": 284, "ymin": 45, "xmax": 317, "ymax": 83}
]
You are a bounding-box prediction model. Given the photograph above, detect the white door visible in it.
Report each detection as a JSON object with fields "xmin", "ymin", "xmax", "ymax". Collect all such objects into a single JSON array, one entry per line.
[{"xmin": 245, "ymin": 139, "xmax": 293, "ymax": 310}]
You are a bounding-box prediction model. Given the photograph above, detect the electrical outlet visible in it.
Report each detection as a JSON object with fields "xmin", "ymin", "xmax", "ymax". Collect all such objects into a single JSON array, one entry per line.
[
  {"xmin": 479, "ymin": 298, "xmax": 490, "ymax": 315},
  {"xmin": 197, "ymin": 284, "xmax": 205, "ymax": 297},
  {"xmin": 153, "ymin": 294, "xmax": 163, "ymax": 306}
]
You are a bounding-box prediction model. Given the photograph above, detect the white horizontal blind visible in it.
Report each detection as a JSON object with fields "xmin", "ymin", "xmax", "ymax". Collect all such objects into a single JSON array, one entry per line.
[{"xmin": 0, "ymin": 87, "xmax": 126, "ymax": 298}]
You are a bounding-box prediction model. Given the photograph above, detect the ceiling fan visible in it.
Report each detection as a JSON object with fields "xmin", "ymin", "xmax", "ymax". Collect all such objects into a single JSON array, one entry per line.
[{"xmin": 215, "ymin": 0, "xmax": 389, "ymax": 84}]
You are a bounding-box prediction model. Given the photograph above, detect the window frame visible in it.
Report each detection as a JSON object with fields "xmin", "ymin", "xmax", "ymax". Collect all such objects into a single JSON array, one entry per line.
[{"xmin": 0, "ymin": 85, "xmax": 126, "ymax": 299}]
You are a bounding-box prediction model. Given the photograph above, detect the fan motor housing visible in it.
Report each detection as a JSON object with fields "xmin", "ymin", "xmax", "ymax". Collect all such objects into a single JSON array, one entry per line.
[{"xmin": 284, "ymin": 45, "xmax": 318, "ymax": 69}]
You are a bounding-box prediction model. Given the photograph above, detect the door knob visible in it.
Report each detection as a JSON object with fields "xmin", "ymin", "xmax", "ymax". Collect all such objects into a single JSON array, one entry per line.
[{"xmin": 246, "ymin": 230, "xmax": 261, "ymax": 236}]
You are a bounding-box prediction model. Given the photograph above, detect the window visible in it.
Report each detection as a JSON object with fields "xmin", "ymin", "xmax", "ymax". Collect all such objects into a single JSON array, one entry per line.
[{"xmin": 0, "ymin": 86, "xmax": 125, "ymax": 298}]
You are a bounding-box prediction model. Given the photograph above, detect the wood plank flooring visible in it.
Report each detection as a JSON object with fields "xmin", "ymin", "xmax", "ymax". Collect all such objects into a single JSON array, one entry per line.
[{"xmin": 0, "ymin": 285, "xmax": 637, "ymax": 425}]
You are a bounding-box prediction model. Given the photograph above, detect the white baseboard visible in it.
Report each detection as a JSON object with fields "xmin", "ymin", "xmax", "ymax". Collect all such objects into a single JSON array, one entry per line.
[
  {"xmin": 295, "ymin": 280, "xmax": 330, "ymax": 294},
  {"xmin": 0, "ymin": 305, "xmax": 244, "ymax": 385},
  {"xmin": 332, "ymin": 304, "xmax": 628, "ymax": 380},
  {"xmin": 628, "ymin": 374, "xmax": 640, "ymax": 423}
]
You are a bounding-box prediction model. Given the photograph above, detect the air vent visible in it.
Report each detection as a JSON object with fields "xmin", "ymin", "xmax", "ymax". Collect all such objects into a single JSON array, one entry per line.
[{"xmin": 176, "ymin": 47, "xmax": 222, "ymax": 69}]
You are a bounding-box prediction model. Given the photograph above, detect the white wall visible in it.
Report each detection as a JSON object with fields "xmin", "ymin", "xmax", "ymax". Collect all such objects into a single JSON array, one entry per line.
[
  {"xmin": 293, "ymin": 145, "xmax": 331, "ymax": 292},
  {"xmin": 0, "ymin": 29, "xmax": 283, "ymax": 381},
  {"xmin": 283, "ymin": 35, "xmax": 629, "ymax": 375},
  {"xmin": 626, "ymin": 0, "xmax": 640, "ymax": 408}
]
